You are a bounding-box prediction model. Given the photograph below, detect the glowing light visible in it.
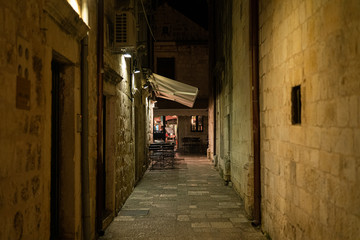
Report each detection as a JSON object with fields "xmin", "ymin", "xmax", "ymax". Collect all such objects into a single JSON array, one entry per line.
[
  {"xmin": 67, "ymin": 0, "xmax": 80, "ymax": 15},
  {"xmin": 81, "ymin": 1, "xmax": 89, "ymax": 25},
  {"xmin": 123, "ymin": 53, "xmax": 132, "ymax": 58},
  {"xmin": 120, "ymin": 55, "xmax": 128, "ymax": 80},
  {"xmin": 132, "ymin": 73, "xmax": 135, "ymax": 91}
]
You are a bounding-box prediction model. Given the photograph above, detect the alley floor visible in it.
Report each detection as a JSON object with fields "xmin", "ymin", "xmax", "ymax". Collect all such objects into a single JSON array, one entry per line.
[{"xmin": 100, "ymin": 155, "xmax": 267, "ymax": 240}]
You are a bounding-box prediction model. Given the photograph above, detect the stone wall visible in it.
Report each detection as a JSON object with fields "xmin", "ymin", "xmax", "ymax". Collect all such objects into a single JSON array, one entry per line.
[
  {"xmin": 259, "ymin": 0, "xmax": 360, "ymax": 239},
  {"xmin": 102, "ymin": 0, "xmax": 151, "ymax": 225},
  {"xmin": 0, "ymin": 0, "xmax": 152, "ymax": 238},
  {"xmin": 114, "ymin": 64, "xmax": 136, "ymax": 211},
  {"xmin": 0, "ymin": 1, "xmax": 48, "ymax": 238},
  {"xmin": 213, "ymin": 0, "xmax": 360, "ymax": 239},
  {"xmin": 230, "ymin": 0, "xmax": 254, "ymax": 217},
  {"xmin": 213, "ymin": 0, "xmax": 234, "ymax": 185},
  {"xmin": 154, "ymin": 42, "xmax": 209, "ymax": 99},
  {"xmin": 0, "ymin": 0, "xmax": 88, "ymax": 238},
  {"xmin": 86, "ymin": 0, "xmax": 98, "ymax": 238},
  {"xmin": 134, "ymin": 74, "xmax": 151, "ymax": 183},
  {"xmin": 212, "ymin": 0, "xmax": 255, "ymax": 217}
]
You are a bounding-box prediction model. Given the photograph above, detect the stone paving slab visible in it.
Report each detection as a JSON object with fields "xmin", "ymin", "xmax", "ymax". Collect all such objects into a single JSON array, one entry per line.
[{"xmin": 100, "ymin": 156, "xmax": 266, "ymax": 240}]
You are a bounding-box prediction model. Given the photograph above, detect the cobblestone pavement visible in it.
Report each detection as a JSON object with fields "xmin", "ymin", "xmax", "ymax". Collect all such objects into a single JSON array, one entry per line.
[{"xmin": 100, "ymin": 155, "xmax": 267, "ymax": 240}]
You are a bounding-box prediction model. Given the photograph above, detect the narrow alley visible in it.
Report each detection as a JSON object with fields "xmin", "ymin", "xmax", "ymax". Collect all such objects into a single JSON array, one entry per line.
[
  {"xmin": 100, "ymin": 155, "xmax": 266, "ymax": 240},
  {"xmin": 1, "ymin": 0, "xmax": 360, "ymax": 239}
]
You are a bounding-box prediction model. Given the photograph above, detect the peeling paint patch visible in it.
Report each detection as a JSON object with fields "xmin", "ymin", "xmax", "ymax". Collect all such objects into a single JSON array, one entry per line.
[
  {"xmin": 6, "ymin": 43, "xmax": 14, "ymax": 64},
  {"xmin": 29, "ymin": 115, "xmax": 41, "ymax": 136},
  {"xmin": 13, "ymin": 211, "xmax": 23, "ymax": 240},
  {"xmin": 36, "ymin": 143, "xmax": 41, "ymax": 170},
  {"xmin": 32, "ymin": 56, "xmax": 43, "ymax": 106},
  {"xmin": 31, "ymin": 176, "xmax": 40, "ymax": 196},
  {"xmin": 21, "ymin": 183, "xmax": 30, "ymax": 201},
  {"xmin": 26, "ymin": 144, "xmax": 35, "ymax": 171}
]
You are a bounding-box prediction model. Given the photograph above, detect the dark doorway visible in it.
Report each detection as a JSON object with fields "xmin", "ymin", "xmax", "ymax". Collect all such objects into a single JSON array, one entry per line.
[
  {"xmin": 98, "ymin": 95, "xmax": 114, "ymax": 232},
  {"xmin": 51, "ymin": 57, "xmax": 77, "ymax": 239},
  {"xmin": 50, "ymin": 61, "xmax": 61, "ymax": 239},
  {"xmin": 157, "ymin": 57, "xmax": 175, "ymax": 79}
]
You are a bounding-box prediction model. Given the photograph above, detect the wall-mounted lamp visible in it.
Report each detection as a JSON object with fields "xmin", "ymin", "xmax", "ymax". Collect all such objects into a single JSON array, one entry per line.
[
  {"xmin": 133, "ymin": 59, "xmax": 140, "ymax": 74},
  {"xmin": 123, "ymin": 53, "xmax": 132, "ymax": 58},
  {"xmin": 142, "ymin": 82, "xmax": 151, "ymax": 90}
]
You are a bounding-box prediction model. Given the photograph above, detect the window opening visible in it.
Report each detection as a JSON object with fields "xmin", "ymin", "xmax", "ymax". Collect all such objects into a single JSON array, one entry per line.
[
  {"xmin": 291, "ymin": 85, "xmax": 301, "ymax": 124},
  {"xmin": 191, "ymin": 115, "xmax": 203, "ymax": 132}
]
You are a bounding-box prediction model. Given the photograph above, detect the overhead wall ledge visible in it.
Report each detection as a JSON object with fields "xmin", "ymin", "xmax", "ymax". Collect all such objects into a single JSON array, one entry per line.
[
  {"xmin": 104, "ymin": 64, "xmax": 123, "ymax": 85},
  {"xmin": 153, "ymin": 108, "xmax": 208, "ymax": 117},
  {"xmin": 44, "ymin": 0, "xmax": 89, "ymax": 40}
]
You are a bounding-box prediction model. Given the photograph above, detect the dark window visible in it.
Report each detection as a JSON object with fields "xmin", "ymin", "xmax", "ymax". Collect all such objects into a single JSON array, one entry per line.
[
  {"xmin": 162, "ymin": 26, "xmax": 169, "ymax": 35},
  {"xmin": 157, "ymin": 57, "xmax": 175, "ymax": 79},
  {"xmin": 291, "ymin": 85, "xmax": 301, "ymax": 124},
  {"xmin": 191, "ymin": 115, "xmax": 203, "ymax": 132}
]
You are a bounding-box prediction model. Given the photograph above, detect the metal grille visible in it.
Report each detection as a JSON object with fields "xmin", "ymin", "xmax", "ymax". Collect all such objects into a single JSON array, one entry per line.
[{"xmin": 115, "ymin": 13, "xmax": 127, "ymax": 43}]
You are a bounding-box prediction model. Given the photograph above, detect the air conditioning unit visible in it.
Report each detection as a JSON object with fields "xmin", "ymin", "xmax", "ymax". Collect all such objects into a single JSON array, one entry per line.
[{"xmin": 114, "ymin": 11, "xmax": 136, "ymax": 50}]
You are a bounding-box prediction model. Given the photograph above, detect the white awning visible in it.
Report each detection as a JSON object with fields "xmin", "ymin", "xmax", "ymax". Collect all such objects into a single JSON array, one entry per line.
[{"xmin": 149, "ymin": 73, "xmax": 199, "ymax": 108}]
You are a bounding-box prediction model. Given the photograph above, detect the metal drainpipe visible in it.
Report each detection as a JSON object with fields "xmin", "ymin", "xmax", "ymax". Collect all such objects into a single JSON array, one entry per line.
[
  {"xmin": 250, "ymin": 0, "xmax": 261, "ymax": 226},
  {"xmin": 80, "ymin": 36, "xmax": 91, "ymax": 240},
  {"xmin": 96, "ymin": 0, "xmax": 104, "ymax": 234}
]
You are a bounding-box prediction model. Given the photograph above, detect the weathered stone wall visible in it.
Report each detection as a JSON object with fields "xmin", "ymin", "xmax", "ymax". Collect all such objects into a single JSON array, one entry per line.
[
  {"xmin": 154, "ymin": 42, "xmax": 209, "ymax": 99},
  {"xmin": 114, "ymin": 57, "xmax": 136, "ymax": 211},
  {"xmin": 230, "ymin": 0, "xmax": 254, "ymax": 217},
  {"xmin": 0, "ymin": 1, "xmax": 48, "ymax": 238},
  {"xmin": 0, "ymin": 0, "xmax": 151, "ymax": 238},
  {"xmin": 207, "ymin": 98, "xmax": 215, "ymax": 159},
  {"xmin": 102, "ymin": 0, "xmax": 152, "ymax": 220},
  {"xmin": 134, "ymin": 72, "xmax": 150, "ymax": 183},
  {"xmin": 86, "ymin": 0, "xmax": 99, "ymax": 238},
  {"xmin": 213, "ymin": 0, "xmax": 255, "ymax": 217},
  {"xmin": 213, "ymin": 1, "xmax": 360, "ymax": 238},
  {"xmin": 259, "ymin": 0, "xmax": 360, "ymax": 239},
  {"xmin": 0, "ymin": 0, "xmax": 88, "ymax": 238},
  {"xmin": 213, "ymin": 0, "xmax": 234, "ymax": 183},
  {"xmin": 176, "ymin": 45, "xmax": 209, "ymax": 99}
]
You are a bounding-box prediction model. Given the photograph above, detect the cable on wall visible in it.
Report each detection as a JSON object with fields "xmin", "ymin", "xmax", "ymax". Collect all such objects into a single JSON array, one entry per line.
[{"xmin": 139, "ymin": 0, "xmax": 156, "ymax": 41}]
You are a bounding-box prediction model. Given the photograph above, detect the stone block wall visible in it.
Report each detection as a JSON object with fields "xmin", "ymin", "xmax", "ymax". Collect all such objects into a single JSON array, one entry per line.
[
  {"xmin": 102, "ymin": 0, "xmax": 152, "ymax": 224},
  {"xmin": 213, "ymin": 0, "xmax": 234, "ymax": 185},
  {"xmin": 230, "ymin": 0, "xmax": 254, "ymax": 217},
  {"xmin": 176, "ymin": 45, "xmax": 209, "ymax": 99},
  {"xmin": 0, "ymin": 0, "xmax": 87, "ymax": 238},
  {"xmin": 213, "ymin": 0, "xmax": 360, "ymax": 238},
  {"xmin": 259, "ymin": 0, "xmax": 360, "ymax": 239},
  {"xmin": 109, "ymin": 56, "xmax": 135, "ymax": 212},
  {"xmin": 213, "ymin": 0, "xmax": 255, "ymax": 217},
  {"xmin": 0, "ymin": 2, "xmax": 48, "ymax": 234},
  {"xmin": 0, "ymin": 0, "xmax": 151, "ymax": 238},
  {"xmin": 86, "ymin": 1, "xmax": 99, "ymax": 238},
  {"xmin": 154, "ymin": 42, "xmax": 209, "ymax": 99}
]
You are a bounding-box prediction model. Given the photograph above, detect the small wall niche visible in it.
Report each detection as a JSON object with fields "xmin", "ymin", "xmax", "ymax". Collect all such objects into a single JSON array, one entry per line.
[{"xmin": 291, "ymin": 85, "xmax": 301, "ymax": 125}]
